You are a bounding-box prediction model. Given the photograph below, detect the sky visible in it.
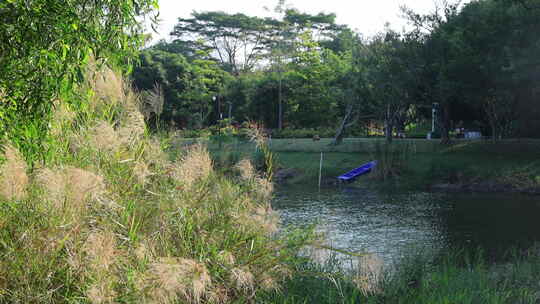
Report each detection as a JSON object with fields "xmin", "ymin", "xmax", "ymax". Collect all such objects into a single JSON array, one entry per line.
[{"xmin": 148, "ymin": 0, "xmax": 466, "ymax": 44}]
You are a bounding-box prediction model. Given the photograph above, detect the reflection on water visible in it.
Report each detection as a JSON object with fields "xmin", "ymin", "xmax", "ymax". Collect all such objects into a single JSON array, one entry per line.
[{"xmin": 273, "ymin": 186, "xmax": 540, "ymax": 264}]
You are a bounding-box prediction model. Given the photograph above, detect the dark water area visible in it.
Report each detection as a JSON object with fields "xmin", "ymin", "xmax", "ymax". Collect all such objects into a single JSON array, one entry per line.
[{"xmin": 273, "ymin": 186, "xmax": 540, "ymax": 264}]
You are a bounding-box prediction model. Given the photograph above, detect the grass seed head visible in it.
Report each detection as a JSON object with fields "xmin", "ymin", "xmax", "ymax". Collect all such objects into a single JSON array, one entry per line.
[
  {"xmin": 246, "ymin": 123, "xmax": 267, "ymax": 148},
  {"xmin": 37, "ymin": 166, "xmax": 105, "ymax": 218},
  {"xmin": 88, "ymin": 121, "xmax": 121, "ymax": 152},
  {"xmin": 36, "ymin": 168, "xmax": 67, "ymax": 210},
  {"xmin": 207, "ymin": 285, "xmax": 229, "ymax": 304},
  {"xmin": 90, "ymin": 67, "xmax": 123, "ymax": 109},
  {"xmin": 255, "ymin": 177, "xmax": 274, "ymax": 201},
  {"xmin": 118, "ymin": 103, "xmax": 146, "ymax": 146},
  {"xmin": 65, "ymin": 167, "xmax": 105, "ymax": 203},
  {"xmin": 235, "ymin": 159, "xmax": 256, "ymax": 181},
  {"xmin": 86, "ymin": 280, "xmax": 117, "ymax": 304},
  {"xmin": 50, "ymin": 101, "xmax": 76, "ymax": 137},
  {"xmin": 171, "ymin": 144, "xmax": 213, "ymax": 189},
  {"xmin": 354, "ymin": 254, "xmax": 383, "ymax": 296},
  {"xmin": 218, "ymin": 251, "xmax": 236, "ymax": 265},
  {"xmin": 133, "ymin": 160, "xmax": 151, "ymax": 185},
  {"xmin": 253, "ymin": 204, "xmax": 279, "ymax": 235},
  {"xmin": 143, "ymin": 137, "xmax": 170, "ymax": 168},
  {"xmin": 259, "ymin": 272, "xmax": 279, "ymax": 291},
  {"xmin": 83, "ymin": 230, "xmax": 118, "ymax": 273},
  {"xmin": 231, "ymin": 267, "xmax": 254, "ymax": 291},
  {"xmin": 149, "ymin": 258, "xmax": 211, "ymax": 303},
  {"xmin": 0, "ymin": 145, "xmax": 28, "ymax": 201}
]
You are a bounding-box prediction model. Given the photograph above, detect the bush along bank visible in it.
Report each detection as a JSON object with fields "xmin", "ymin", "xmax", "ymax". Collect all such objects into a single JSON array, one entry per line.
[{"xmin": 0, "ymin": 66, "xmax": 314, "ymax": 303}]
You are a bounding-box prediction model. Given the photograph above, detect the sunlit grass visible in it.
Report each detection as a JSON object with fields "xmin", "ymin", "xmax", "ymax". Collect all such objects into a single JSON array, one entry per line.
[
  {"xmin": 0, "ymin": 67, "xmax": 313, "ymax": 303},
  {"xmin": 260, "ymin": 247, "xmax": 540, "ymax": 304}
]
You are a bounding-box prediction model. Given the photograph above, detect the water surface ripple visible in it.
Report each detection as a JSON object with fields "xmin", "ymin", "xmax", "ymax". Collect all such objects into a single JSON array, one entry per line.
[{"xmin": 273, "ymin": 186, "xmax": 540, "ymax": 264}]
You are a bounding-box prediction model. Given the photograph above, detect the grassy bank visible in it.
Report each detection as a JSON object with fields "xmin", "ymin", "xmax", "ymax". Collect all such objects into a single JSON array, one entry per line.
[
  {"xmin": 174, "ymin": 137, "xmax": 540, "ymax": 189},
  {"xmin": 259, "ymin": 247, "xmax": 540, "ymax": 304},
  {"xmin": 270, "ymin": 140, "xmax": 540, "ymax": 189}
]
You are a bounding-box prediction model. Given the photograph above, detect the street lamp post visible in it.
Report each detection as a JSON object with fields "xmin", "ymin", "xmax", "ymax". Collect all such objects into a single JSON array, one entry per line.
[
  {"xmin": 213, "ymin": 96, "xmax": 222, "ymax": 121},
  {"xmin": 432, "ymin": 102, "xmax": 439, "ymax": 133}
]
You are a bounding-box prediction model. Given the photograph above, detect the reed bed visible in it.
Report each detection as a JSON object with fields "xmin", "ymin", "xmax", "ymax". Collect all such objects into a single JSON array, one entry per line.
[{"xmin": 0, "ymin": 67, "xmax": 312, "ymax": 303}]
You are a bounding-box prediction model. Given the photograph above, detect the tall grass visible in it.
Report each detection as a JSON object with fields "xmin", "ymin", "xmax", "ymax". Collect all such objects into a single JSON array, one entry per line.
[
  {"xmin": 261, "ymin": 247, "xmax": 540, "ymax": 304},
  {"xmin": 0, "ymin": 67, "xmax": 313, "ymax": 303}
]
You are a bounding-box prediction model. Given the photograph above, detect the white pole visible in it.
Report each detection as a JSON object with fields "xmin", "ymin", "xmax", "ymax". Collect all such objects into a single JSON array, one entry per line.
[
  {"xmin": 432, "ymin": 107, "xmax": 435, "ymax": 133},
  {"xmin": 318, "ymin": 152, "xmax": 323, "ymax": 189}
]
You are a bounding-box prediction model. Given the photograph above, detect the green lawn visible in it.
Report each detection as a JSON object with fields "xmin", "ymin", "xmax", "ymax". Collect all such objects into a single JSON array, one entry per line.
[{"xmin": 172, "ymin": 137, "xmax": 540, "ymax": 189}]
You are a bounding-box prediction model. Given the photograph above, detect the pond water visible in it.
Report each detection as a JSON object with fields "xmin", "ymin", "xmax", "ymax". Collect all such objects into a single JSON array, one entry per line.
[{"xmin": 273, "ymin": 186, "xmax": 540, "ymax": 265}]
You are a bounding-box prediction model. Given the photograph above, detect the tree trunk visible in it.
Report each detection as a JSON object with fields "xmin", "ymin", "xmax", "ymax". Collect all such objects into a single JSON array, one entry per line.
[
  {"xmin": 385, "ymin": 104, "xmax": 393, "ymax": 143},
  {"xmin": 331, "ymin": 103, "xmax": 354, "ymax": 146},
  {"xmin": 278, "ymin": 76, "xmax": 283, "ymax": 130},
  {"xmin": 489, "ymin": 116, "xmax": 500, "ymax": 142},
  {"xmin": 440, "ymin": 103, "xmax": 451, "ymax": 144},
  {"xmin": 385, "ymin": 120, "xmax": 394, "ymax": 143}
]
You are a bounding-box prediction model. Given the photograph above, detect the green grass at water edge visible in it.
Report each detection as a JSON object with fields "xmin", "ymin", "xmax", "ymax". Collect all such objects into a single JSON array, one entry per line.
[
  {"xmin": 174, "ymin": 137, "xmax": 540, "ymax": 189},
  {"xmin": 258, "ymin": 247, "xmax": 540, "ymax": 304}
]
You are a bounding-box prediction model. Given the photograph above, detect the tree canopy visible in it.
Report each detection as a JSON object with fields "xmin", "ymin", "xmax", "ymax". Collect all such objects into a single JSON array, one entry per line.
[{"xmin": 133, "ymin": 0, "xmax": 540, "ymax": 141}]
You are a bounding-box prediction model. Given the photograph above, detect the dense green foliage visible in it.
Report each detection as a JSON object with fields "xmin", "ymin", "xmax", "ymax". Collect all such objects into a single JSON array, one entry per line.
[
  {"xmin": 133, "ymin": 49, "xmax": 231, "ymax": 128},
  {"xmin": 132, "ymin": 0, "xmax": 540, "ymax": 142},
  {"xmin": 0, "ymin": 0, "xmax": 158, "ymax": 162}
]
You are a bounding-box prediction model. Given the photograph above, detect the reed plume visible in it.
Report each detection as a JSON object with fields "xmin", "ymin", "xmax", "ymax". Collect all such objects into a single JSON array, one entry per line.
[
  {"xmin": 0, "ymin": 145, "xmax": 28, "ymax": 201},
  {"xmin": 170, "ymin": 144, "xmax": 213, "ymax": 189}
]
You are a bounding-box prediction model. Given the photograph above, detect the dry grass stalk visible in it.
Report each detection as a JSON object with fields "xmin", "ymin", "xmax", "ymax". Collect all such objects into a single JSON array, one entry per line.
[
  {"xmin": 306, "ymin": 245, "xmax": 333, "ymax": 266},
  {"xmin": 90, "ymin": 67, "xmax": 123, "ymax": 108},
  {"xmin": 36, "ymin": 166, "xmax": 105, "ymax": 214},
  {"xmin": 354, "ymin": 254, "xmax": 383, "ymax": 296},
  {"xmin": 50, "ymin": 101, "xmax": 76, "ymax": 137},
  {"xmin": 170, "ymin": 144, "xmax": 213, "ymax": 189},
  {"xmin": 207, "ymin": 285, "xmax": 230, "ymax": 304},
  {"xmin": 133, "ymin": 160, "xmax": 151, "ymax": 185},
  {"xmin": 235, "ymin": 159, "xmax": 256, "ymax": 181},
  {"xmin": 88, "ymin": 121, "xmax": 121, "ymax": 152},
  {"xmin": 118, "ymin": 95, "xmax": 146, "ymax": 146},
  {"xmin": 255, "ymin": 177, "xmax": 274, "ymax": 200},
  {"xmin": 83, "ymin": 230, "xmax": 118, "ymax": 273},
  {"xmin": 218, "ymin": 251, "xmax": 236, "ymax": 265},
  {"xmin": 86, "ymin": 280, "xmax": 117, "ymax": 304},
  {"xmin": 238, "ymin": 203, "xmax": 279, "ymax": 235},
  {"xmin": 135, "ymin": 241, "xmax": 155, "ymax": 261},
  {"xmin": 259, "ymin": 272, "xmax": 279, "ymax": 291},
  {"xmin": 0, "ymin": 145, "xmax": 28, "ymax": 201},
  {"xmin": 0, "ymin": 262, "xmax": 6, "ymax": 296},
  {"xmin": 246, "ymin": 123, "xmax": 267, "ymax": 149},
  {"xmin": 143, "ymin": 138, "xmax": 169, "ymax": 168},
  {"xmin": 149, "ymin": 257, "xmax": 211, "ymax": 303},
  {"xmin": 231, "ymin": 267, "xmax": 254, "ymax": 292}
]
